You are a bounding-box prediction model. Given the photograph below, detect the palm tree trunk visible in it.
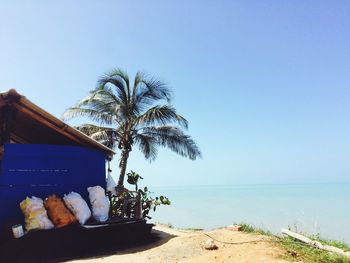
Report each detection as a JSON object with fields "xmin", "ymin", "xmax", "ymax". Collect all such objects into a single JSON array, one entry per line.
[{"xmin": 117, "ymin": 149, "xmax": 130, "ymax": 188}]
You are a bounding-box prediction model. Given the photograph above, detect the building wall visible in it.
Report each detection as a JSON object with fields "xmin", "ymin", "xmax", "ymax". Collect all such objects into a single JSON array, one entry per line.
[{"xmin": 0, "ymin": 144, "xmax": 107, "ymax": 237}]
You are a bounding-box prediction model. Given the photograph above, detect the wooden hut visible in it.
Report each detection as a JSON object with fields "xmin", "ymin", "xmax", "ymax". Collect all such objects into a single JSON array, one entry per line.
[
  {"xmin": 0, "ymin": 90, "xmax": 152, "ymax": 262},
  {"xmin": 0, "ymin": 89, "xmax": 114, "ymax": 227}
]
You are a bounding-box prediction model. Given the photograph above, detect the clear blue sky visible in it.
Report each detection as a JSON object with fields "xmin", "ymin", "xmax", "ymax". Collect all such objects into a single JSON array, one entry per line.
[{"xmin": 1, "ymin": 1, "xmax": 350, "ymax": 186}]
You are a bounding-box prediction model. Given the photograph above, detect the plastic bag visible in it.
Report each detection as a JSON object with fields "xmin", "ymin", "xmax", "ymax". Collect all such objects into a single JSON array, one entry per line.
[
  {"xmin": 44, "ymin": 195, "xmax": 77, "ymax": 228},
  {"xmin": 87, "ymin": 186, "xmax": 109, "ymax": 222},
  {"xmin": 20, "ymin": 196, "xmax": 54, "ymax": 231},
  {"xmin": 63, "ymin": 192, "xmax": 91, "ymax": 224}
]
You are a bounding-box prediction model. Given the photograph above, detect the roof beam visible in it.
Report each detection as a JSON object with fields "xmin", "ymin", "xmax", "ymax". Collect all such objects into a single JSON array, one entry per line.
[{"xmin": 12, "ymin": 103, "xmax": 88, "ymax": 146}]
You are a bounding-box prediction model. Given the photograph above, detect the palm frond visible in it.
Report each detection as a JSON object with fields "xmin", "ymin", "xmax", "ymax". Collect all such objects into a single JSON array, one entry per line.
[
  {"xmin": 133, "ymin": 71, "xmax": 144, "ymax": 95},
  {"xmin": 142, "ymin": 77, "xmax": 171, "ymax": 102},
  {"xmin": 107, "ymin": 68, "xmax": 130, "ymax": 100},
  {"xmin": 62, "ymin": 107, "xmax": 114, "ymax": 125},
  {"xmin": 75, "ymin": 124, "xmax": 120, "ymax": 149},
  {"xmin": 75, "ymin": 123, "xmax": 109, "ymax": 135},
  {"xmin": 131, "ymin": 71, "xmax": 144, "ymax": 114},
  {"xmin": 109, "ymin": 68, "xmax": 130, "ymax": 90},
  {"xmin": 133, "ymin": 76, "xmax": 172, "ymax": 111},
  {"xmin": 140, "ymin": 126, "xmax": 201, "ymax": 160},
  {"xmin": 134, "ymin": 134, "xmax": 158, "ymax": 161},
  {"xmin": 98, "ymin": 76, "xmax": 128, "ymax": 106},
  {"xmin": 76, "ymin": 98, "xmax": 116, "ymax": 115},
  {"xmin": 136, "ymin": 105, "xmax": 188, "ymax": 129},
  {"xmin": 86, "ymin": 86, "xmax": 122, "ymax": 107}
]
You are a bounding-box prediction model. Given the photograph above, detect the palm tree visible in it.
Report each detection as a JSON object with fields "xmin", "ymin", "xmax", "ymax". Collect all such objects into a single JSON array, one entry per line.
[{"xmin": 62, "ymin": 69, "xmax": 201, "ymax": 188}]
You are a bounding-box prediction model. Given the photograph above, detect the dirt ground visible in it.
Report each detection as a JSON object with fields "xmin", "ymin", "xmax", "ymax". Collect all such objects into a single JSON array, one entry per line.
[{"xmin": 69, "ymin": 224, "xmax": 290, "ymax": 263}]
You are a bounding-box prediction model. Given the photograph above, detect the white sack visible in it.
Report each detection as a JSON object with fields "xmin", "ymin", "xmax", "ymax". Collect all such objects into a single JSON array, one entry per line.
[
  {"xmin": 87, "ymin": 186, "xmax": 109, "ymax": 222},
  {"xmin": 63, "ymin": 192, "xmax": 91, "ymax": 224}
]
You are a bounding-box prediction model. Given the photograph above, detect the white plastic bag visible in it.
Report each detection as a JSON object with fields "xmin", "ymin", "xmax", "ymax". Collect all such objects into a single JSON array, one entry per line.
[
  {"xmin": 63, "ymin": 192, "xmax": 91, "ymax": 224},
  {"xmin": 87, "ymin": 186, "xmax": 109, "ymax": 222},
  {"xmin": 20, "ymin": 196, "xmax": 54, "ymax": 231}
]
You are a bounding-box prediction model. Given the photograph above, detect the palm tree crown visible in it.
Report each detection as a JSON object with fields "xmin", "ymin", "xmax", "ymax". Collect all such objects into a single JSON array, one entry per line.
[{"xmin": 62, "ymin": 69, "xmax": 201, "ymax": 188}]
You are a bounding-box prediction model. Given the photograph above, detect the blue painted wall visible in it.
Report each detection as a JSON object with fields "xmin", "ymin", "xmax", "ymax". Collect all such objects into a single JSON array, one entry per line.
[{"xmin": 0, "ymin": 144, "xmax": 107, "ymax": 234}]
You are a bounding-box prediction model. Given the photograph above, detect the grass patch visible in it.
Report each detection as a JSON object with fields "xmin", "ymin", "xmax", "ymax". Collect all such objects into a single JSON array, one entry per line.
[
  {"xmin": 311, "ymin": 234, "xmax": 350, "ymax": 252},
  {"xmin": 237, "ymin": 223, "xmax": 350, "ymax": 263},
  {"xmin": 281, "ymin": 236, "xmax": 350, "ymax": 263},
  {"xmin": 235, "ymin": 222, "xmax": 272, "ymax": 236}
]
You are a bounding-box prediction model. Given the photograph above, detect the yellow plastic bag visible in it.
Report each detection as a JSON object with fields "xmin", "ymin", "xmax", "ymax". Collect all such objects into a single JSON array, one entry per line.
[{"xmin": 20, "ymin": 197, "xmax": 54, "ymax": 231}]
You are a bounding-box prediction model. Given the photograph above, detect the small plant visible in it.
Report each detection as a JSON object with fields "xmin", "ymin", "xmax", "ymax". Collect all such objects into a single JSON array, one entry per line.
[
  {"xmin": 126, "ymin": 171, "xmax": 143, "ymax": 190},
  {"xmin": 106, "ymin": 188, "xmax": 131, "ymax": 218},
  {"xmin": 127, "ymin": 170, "xmax": 171, "ymax": 219},
  {"xmin": 107, "ymin": 170, "xmax": 171, "ymax": 219}
]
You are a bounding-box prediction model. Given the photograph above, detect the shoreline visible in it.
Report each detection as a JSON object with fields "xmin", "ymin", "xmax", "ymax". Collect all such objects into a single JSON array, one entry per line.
[{"xmin": 149, "ymin": 183, "xmax": 350, "ymax": 245}]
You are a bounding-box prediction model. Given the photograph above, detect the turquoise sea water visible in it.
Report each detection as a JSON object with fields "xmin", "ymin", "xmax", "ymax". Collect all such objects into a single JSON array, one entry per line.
[{"xmin": 149, "ymin": 184, "xmax": 350, "ymax": 244}]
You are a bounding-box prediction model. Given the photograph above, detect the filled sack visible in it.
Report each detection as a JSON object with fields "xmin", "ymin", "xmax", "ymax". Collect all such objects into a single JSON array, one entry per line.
[
  {"xmin": 20, "ymin": 196, "xmax": 54, "ymax": 231},
  {"xmin": 44, "ymin": 195, "xmax": 77, "ymax": 227},
  {"xmin": 87, "ymin": 186, "xmax": 109, "ymax": 222},
  {"xmin": 63, "ymin": 192, "xmax": 91, "ymax": 224}
]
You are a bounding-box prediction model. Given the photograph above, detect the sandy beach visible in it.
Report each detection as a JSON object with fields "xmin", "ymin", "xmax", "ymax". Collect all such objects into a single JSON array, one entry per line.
[{"xmin": 69, "ymin": 224, "xmax": 289, "ymax": 263}]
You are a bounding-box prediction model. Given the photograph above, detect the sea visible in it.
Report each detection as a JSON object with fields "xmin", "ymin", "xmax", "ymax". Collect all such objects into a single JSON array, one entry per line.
[{"xmin": 149, "ymin": 183, "xmax": 350, "ymax": 244}]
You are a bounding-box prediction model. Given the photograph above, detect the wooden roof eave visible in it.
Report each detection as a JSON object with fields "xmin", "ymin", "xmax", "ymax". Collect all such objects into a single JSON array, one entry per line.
[{"xmin": 0, "ymin": 89, "xmax": 115, "ymax": 158}]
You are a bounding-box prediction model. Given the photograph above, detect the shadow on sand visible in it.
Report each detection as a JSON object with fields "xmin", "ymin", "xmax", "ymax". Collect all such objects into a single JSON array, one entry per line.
[
  {"xmin": 0, "ymin": 224, "xmax": 176, "ymax": 263},
  {"xmin": 58, "ymin": 228, "xmax": 177, "ymax": 262}
]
